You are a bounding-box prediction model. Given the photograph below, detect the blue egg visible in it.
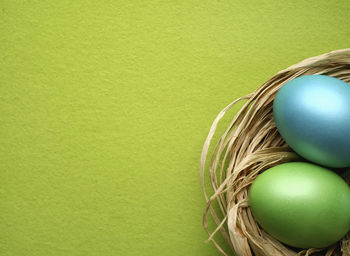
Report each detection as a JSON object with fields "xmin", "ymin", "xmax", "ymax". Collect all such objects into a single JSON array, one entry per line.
[{"xmin": 273, "ymin": 75, "xmax": 350, "ymax": 168}]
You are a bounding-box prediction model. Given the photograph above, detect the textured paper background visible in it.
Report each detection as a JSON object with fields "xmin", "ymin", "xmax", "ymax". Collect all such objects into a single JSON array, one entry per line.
[{"xmin": 1, "ymin": 1, "xmax": 349, "ymax": 255}]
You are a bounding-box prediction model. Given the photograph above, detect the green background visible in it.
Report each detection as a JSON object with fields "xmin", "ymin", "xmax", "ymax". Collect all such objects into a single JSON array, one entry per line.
[{"xmin": 1, "ymin": 1, "xmax": 349, "ymax": 255}]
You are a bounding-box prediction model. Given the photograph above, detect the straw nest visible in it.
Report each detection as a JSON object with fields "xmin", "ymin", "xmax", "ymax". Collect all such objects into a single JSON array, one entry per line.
[{"xmin": 200, "ymin": 49, "xmax": 350, "ymax": 256}]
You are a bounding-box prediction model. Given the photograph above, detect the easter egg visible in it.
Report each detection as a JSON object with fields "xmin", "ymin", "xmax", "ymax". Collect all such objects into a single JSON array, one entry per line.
[
  {"xmin": 249, "ymin": 162, "xmax": 350, "ymax": 249},
  {"xmin": 273, "ymin": 75, "xmax": 350, "ymax": 168}
]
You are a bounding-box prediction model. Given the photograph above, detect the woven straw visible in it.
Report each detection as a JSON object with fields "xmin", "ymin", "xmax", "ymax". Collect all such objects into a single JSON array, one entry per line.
[{"xmin": 200, "ymin": 49, "xmax": 350, "ymax": 256}]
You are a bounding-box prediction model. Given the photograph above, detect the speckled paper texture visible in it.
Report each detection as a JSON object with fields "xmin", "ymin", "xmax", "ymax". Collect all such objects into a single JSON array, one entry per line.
[{"xmin": 1, "ymin": 1, "xmax": 349, "ymax": 255}]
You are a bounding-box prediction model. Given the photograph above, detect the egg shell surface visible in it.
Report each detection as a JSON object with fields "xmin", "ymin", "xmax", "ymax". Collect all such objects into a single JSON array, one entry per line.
[
  {"xmin": 273, "ymin": 75, "xmax": 350, "ymax": 168},
  {"xmin": 249, "ymin": 162, "xmax": 350, "ymax": 249}
]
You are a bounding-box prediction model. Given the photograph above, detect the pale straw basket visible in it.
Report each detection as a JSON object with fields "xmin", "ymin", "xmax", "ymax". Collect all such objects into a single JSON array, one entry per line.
[{"xmin": 201, "ymin": 49, "xmax": 350, "ymax": 256}]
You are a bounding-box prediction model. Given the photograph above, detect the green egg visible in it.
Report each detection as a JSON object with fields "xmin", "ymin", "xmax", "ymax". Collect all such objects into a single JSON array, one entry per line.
[{"xmin": 249, "ymin": 162, "xmax": 350, "ymax": 249}]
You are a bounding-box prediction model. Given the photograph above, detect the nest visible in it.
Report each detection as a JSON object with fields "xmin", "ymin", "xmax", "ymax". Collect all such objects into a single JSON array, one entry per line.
[{"xmin": 200, "ymin": 49, "xmax": 350, "ymax": 256}]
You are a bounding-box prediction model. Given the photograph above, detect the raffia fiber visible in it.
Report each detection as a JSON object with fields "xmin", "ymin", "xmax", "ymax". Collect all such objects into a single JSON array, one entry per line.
[{"xmin": 200, "ymin": 49, "xmax": 350, "ymax": 256}]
